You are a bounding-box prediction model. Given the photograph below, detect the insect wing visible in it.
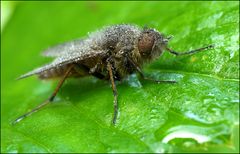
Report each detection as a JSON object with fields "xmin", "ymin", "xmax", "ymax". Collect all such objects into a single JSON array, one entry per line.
[
  {"xmin": 42, "ymin": 39, "xmax": 84, "ymax": 57},
  {"xmin": 18, "ymin": 47, "xmax": 105, "ymax": 79}
]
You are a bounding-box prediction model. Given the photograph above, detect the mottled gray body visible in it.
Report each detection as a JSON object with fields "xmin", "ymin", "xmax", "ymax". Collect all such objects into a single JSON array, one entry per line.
[{"xmin": 20, "ymin": 24, "xmax": 164, "ymax": 81}]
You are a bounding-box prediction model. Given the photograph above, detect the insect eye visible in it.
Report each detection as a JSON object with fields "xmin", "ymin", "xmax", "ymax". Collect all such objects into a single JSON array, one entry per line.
[{"xmin": 138, "ymin": 32, "xmax": 155, "ymax": 56}]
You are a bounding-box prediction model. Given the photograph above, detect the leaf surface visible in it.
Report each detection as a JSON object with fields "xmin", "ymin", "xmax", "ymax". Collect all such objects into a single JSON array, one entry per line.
[{"xmin": 1, "ymin": 1, "xmax": 239, "ymax": 153}]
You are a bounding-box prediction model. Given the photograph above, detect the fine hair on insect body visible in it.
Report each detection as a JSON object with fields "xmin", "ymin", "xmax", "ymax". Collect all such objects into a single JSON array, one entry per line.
[{"xmin": 13, "ymin": 24, "xmax": 214, "ymax": 125}]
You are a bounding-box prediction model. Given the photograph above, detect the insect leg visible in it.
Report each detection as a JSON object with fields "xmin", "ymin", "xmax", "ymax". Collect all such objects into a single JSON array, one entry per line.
[
  {"xmin": 12, "ymin": 65, "xmax": 74, "ymax": 125},
  {"xmin": 107, "ymin": 61, "xmax": 118, "ymax": 125},
  {"xmin": 166, "ymin": 44, "xmax": 214, "ymax": 56},
  {"xmin": 127, "ymin": 56, "xmax": 176, "ymax": 83}
]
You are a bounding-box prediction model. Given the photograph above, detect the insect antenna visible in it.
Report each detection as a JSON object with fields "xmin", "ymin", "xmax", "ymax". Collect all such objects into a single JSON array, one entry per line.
[
  {"xmin": 166, "ymin": 44, "xmax": 214, "ymax": 56},
  {"xmin": 12, "ymin": 65, "xmax": 74, "ymax": 125}
]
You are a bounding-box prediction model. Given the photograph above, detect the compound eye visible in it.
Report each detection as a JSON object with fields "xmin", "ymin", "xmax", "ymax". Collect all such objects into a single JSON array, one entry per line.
[{"xmin": 138, "ymin": 32, "xmax": 155, "ymax": 56}]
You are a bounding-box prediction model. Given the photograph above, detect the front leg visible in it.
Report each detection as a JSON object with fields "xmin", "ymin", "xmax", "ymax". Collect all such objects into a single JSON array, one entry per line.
[
  {"xmin": 126, "ymin": 56, "xmax": 176, "ymax": 84},
  {"xmin": 107, "ymin": 61, "xmax": 119, "ymax": 125}
]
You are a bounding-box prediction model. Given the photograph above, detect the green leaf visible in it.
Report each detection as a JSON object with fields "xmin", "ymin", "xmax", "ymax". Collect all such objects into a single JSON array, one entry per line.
[{"xmin": 1, "ymin": 1, "xmax": 239, "ymax": 153}]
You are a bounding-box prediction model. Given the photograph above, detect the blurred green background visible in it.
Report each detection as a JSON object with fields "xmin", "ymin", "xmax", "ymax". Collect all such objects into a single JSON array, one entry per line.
[{"xmin": 1, "ymin": 1, "xmax": 239, "ymax": 153}]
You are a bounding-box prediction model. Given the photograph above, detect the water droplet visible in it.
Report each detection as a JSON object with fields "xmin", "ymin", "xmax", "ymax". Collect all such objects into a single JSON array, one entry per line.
[
  {"xmin": 7, "ymin": 144, "xmax": 18, "ymax": 153},
  {"xmin": 231, "ymin": 99, "xmax": 239, "ymax": 103},
  {"xmin": 162, "ymin": 125, "xmax": 208, "ymax": 143},
  {"xmin": 226, "ymin": 34, "xmax": 239, "ymax": 59},
  {"xmin": 160, "ymin": 124, "xmax": 229, "ymax": 144},
  {"xmin": 125, "ymin": 74, "xmax": 142, "ymax": 88},
  {"xmin": 197, "ymin": 12, "xmax": 223, "ymax": 31},
  {"xmin": 210, "ymin": 34, "xmax": 225, "ymax": 47},
  {"xmin": 184, "ymin": 111, "xmax": 213, "ymax": 124},
  {"xmin": 207, "ymin": 92, "xmax": 215, "ymax": 97}
]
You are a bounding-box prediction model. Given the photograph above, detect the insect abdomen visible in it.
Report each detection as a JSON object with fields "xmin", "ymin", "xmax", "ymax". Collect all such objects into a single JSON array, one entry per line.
[{"xmin": 38, "ymin": 65, "xmax": 72, "ymax": 79}]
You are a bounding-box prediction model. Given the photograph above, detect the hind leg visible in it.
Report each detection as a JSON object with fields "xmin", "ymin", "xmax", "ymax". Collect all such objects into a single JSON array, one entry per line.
[{"xmin": 13, "ymin": 64, "xmax": 74, "ymax": 125}]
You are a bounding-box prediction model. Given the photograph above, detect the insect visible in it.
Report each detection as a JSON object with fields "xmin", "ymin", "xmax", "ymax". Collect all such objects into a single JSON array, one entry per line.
[{"xmin": 13, "ymin": 24, "xmax": 214, "ymax": 125}]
